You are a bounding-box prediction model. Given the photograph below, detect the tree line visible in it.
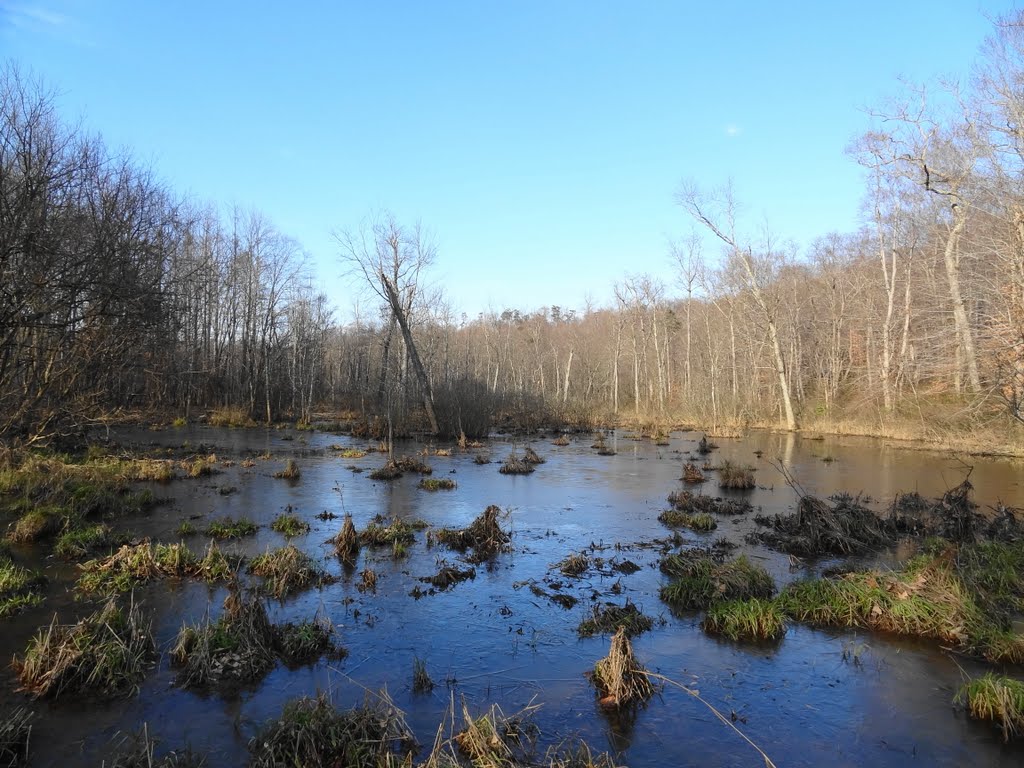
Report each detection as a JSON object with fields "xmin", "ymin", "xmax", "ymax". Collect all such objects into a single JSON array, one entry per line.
[{"xmin": 3, "ymin": 11, "xmax": 1024, "ymax": 445}]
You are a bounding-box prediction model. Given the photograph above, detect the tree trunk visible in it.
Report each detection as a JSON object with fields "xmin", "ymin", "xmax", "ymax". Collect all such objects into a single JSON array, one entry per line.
[{"xmin": 380, "ymin": 273, "xmax": 439, "ymax": 434}]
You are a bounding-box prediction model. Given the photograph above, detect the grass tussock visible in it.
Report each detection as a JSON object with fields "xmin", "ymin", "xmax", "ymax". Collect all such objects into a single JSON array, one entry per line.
[
  {"xmin": 578, "ymin": 600, "xmax": 654, "ymax": 638},
  {"xmin": 523, "ymin": 446, "xmax": 545, "ymax": 465},
  {"xmin": 369, "ymin": 461, "xmax": 403, "ymax": 480},
  {"xmin": 76, "ymin": 540, "xmax": 234, "ymax": 595},
  {"xmin": 591, "ymin": 627, "xmax": 655, "ymax": 709},
  {"xmin": 54, "ymin": 524, "xmax": 128, "ymax": 560},
  {"xmin": 702, "ymin": 598, "xmax": 786, "ymax": 641},
  {"xmin": 499, "ymin": 453, "xmax": 535, "ymax": 475},
  {"xmin": 473, "ymin": 453, "xmax": 491, "ymax": 465},
  {"xmin": 359, "ymin": 568, "xmax": 377, "ymax": 592},
  {"xmin": 271, "ymin": 513, "xmax": 310, "ymax": 537},
  {"xmin": 360, "ymin": 516, "xmax": 418, "ymax": 548},
  {"xmin": 277, "ymin": 615, "xmax": 346, "ymax": 667},
  {"xmin": 682, "ymin": 462, "xmax": 706, "ymax": 484},
  {"xmin": 248, "ymin": 692, "xmax": 415, "ymax": 768},
  {"xmin": 658, "ymin": 510, "xmax": 717, "ymax": 532},
  {"xmin": 412, "ymin": 657, "xmax": 434, "ymax": 693},
  {"xmin": 957, "ymin": 673, "xmax": 1024, "ymax": 742},
  {"xmin": 394, "ymin": 456, "xmax": 433, "ymax": 474},
  {"xmin": 552, "ymin": 435, "xmax": 570, "ymax": 446},
  {"xmin": 451, "ymin": 701, "xmax": 539, "ymax": 768},
  {"xmin": 419, "ymin": 477, "xmax": 456, "ymax": 491},
  {"xmin": 718, "ymin": 460, "xmax": 755, "ymax": 490},
  {"xmin": 752, "ymin": 493, "xmax": 894, "ymax": 556},
  {"xmin": 208, "ymin": 406, "xmax": 256, "ymax": 427},
  {"xmin": 273, "ymin": 459, "xmax": 301, "ymax": 480},
  {"xmin": 434, "ymin": 505, "xmax": 511, "ymax": 563},
  {"xmin": 0, "ymin": 707, "xmax": 33, "ymax": 767},
  {"xmin": 660, "ymin": 554, "xmax": 775, "ymax": 611},
  {"xmin": 14, "ymin": 598, "xmax": 155, "ymax": 699},
  {"xmin": 248, "ymin": 544, "xmax": 334, "ymax": 599},
  {"xmin": 557, "ymin": 552, "xmax": 591, "ymax": 578},
  {"xmin": 667, "ymin": 489, "xmax": 752, "ymax": 516},
  {"xmin": 335, "ymin": 447, "xmax": 368, "ymax": 459},
  {"xmin": 330, "ymin": 514, "xmax": 360, "ymax": 563},
  {"xmin": 182, "ymin": 455, "xmax": 219, "ymax": 479},
  {"xmin": 0, "ymin": 550, "xmax": 46, "ymax": 618},
  {"xmin": 421, "ymin": 564, "xmax": 476, "ymax": 590},
  {"xmin": 776, "ymin": 544, "xmax": 1024, "ymax": 662},
  {"xmin": 204, "ymin": 517, "xmax": 258, "ymax": 540}
]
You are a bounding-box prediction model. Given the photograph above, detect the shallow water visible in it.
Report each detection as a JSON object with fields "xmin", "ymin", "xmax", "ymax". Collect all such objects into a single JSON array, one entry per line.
[{"xmin": 3, "ymin": 427, "xmax": 1023, "ymax": 766}]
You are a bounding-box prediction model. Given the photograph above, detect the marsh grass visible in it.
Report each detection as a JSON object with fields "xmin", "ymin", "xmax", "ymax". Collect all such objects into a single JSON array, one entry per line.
[
  {"xmin": 359, "ymin": 568, "xmax": 377, "ymax": 592},
  {"xmin": 412, "ymin": 656, "xmax": 435, "ymax": 693},
  {"xmin": 182, "ymin": 455, "xmax": 219, "ymax": 479},
  {"xmin": 369, "ymin": 461, "xmax": 403, "ymax": 481},
  {"xmin": 204, "ymin": 517, "xmax": 258, "ymax": 539},
  {"xmin": 419, "ymin": 478, "xmax": 456, "ymax": 491},
  {"xmin": 0, "ymin": 707, "xmax": 33, "ymax": 766},
  {"xmin": 331, "ymin": 514, "xmax": 360, "ymax": 563},
  {"xmin": 523, "ymin": 447, "xmax": 545, "ymax": 465},
  {"xmin": 360, "ymin": 516, "xmax": 417, "ymax": 548},
  {"xmin": 435, "ymin": 505, "xmax": 511, "ymax": 563},
  {"xmin": 557, "ymin": 552, "xmax": 590, "ymax": 578},
  {"xmin": 660, "ymin": 554, "xmax": 775, "ymax": 611},
  {"xmin": 718, "ymin": 460, "xmax": 755, "ymax": 490},
  {"xmin": 473, "ymin": 454, "xmax": 491, "ymax": 465},
  {"xmin": 277, "ymin": 615, "xmax": 346, "ymax": 667},
  {"xmin": 208, "ymin": 407, "xmax": 256, "ymax": 427},
  {"xmin": 54, "ymin": 524, "xmax": 128, "ymax": 559},
  {"xmin": 591, "ymin": 627, "xmax": 655, "ymax": 708},
  {"xmin": 76, "ymin": 540, "xmax": 234, "ymax": 595},
  {"xmin": 552, "ymin": 435, "xmax": 570, "ymax": 446},
  {"xmin": 248, "ymin": 545, "xmax": 334, "ymax": 598},
  {"xmin": 171, "ymin": 588, "xmax": 277, "ymax": 687},
  {"xmin": 682, "ymin": 462, "xmax": 706, "ymax": 484},
  {"xmin": 248, "ymin": 691, "xmax": 415, "ymax": 768},
  {"xmin": 957, "ymin": 673, "xmax": 1024, "ymax": 742},
  {"xmin": 0, "ymin": 551, "xmax": 46, "ymax": 618},
  {"xmin": 703, "ymin": 598, "xmax": 786, "ymax": 641},
  {"xmin": 753, "ymin": 492, "xmax": 893, "ymax": 556},
  {"xmin": 657, "ymin": 510, "xmax": 717, "ymax": 532},
  {"xmin": 577, "ymin": 600, "xmax": 654, "ymax": 638},
  {"xmin": 394, "ymin": 456, "xmax": 433, "ymax": 474},
  {"xmin": 335, "ymin": 448, "xmax": 368, "ymax": 459},
  {"xmin": 421, "ymin": 564, "xmax": 476, "ymax": 590},
  {"xmin": 271, "ymin": 513, "xmax": 310, "ymax": 538},
  {"xmin": 100, "ymin": 724, "xmax": 207, "ymax": 768},
  {"xmin": 499, "ymin": 453, "xmax": 535, "ymax": 475},
  {"xmin": 15, "ymin": 598, "xmax": 155, "ymax": 699},
  {"xmin": 452, "ymin": 701, "xmax": 539, "ymax": 768},
  {"xmin": 273, "ymin": 459, "xmax": 301, "ymax": 480}
]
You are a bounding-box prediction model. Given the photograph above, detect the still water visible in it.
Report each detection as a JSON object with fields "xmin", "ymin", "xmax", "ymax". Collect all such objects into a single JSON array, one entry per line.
[{"xmin": 2, "ymin": 427, "xmax": 1022, "ymax": 766}]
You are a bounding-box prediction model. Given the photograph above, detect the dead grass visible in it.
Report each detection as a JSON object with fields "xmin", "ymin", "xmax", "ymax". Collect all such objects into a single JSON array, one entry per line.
[
  {"xmin": 577, "ymin": 600, "xmax": 654, "ymax": 638},
  {"xmin": 273, "ymin": 459, "xmax": 301, "ymax": 480},
  {"xmin": 208, "ymin": 407, "xmax": 256, "ymax": 428},
  {"xmin": 957, "ymin": 673, "xmax": 1024, "ymax": 742},
  {"xmin": 419, "ymin": 478, "xmax": 457, "ymax": 491},
  {"xmin": 248, "ymin": 545, "xmax": 334, "ymax": 599},
  {"xmin": 523, "ymin": 447, "xmax": 545, "ymax": 465},
  {"xmin": 556, "ymin": 552, "xmax": 590, "ymax": 578},
  {"xmin": 0, "ymin": 707, "xmax": 33, "ymax": 767},
  {"xmin": 718, "ymin": 460, "xmax": 755, "ymax": 490},
  {"xmin": 682, "ymin": 462, "xmax": 706, "ymax": 484},
  {"xmin": 499, "ymin": 453, "xmax": 535, "ymax": 475},
  {"xmin": 591, "ymin": 627, "xmax": 655, "ymax": 708},
  {"xmin": 421, "ymin": 564, "xmax": 476, "ymax": 590},
  {"xmin": 14, "ymin": 598, "xmax": 155, "ymax": 699},
  {"xmin": 330, "ymin": 514, "xmax": 361, "ymax": 564},
  {"xmin": 752, "ymin": 493, "xmax": 894, "ymax": 556},
  {"xmin": 435, "ymin": 506, "xmax": 511, "ymax": 563},
  {"xmin": 77, "ymin": 540, "xmax": 235, "ymax": 595}
]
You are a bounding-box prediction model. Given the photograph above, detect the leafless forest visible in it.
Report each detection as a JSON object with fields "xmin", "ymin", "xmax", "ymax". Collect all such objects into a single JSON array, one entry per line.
[{"xmin": 5, "ymin": 15, "xmax": 1024, "ymax": 447}]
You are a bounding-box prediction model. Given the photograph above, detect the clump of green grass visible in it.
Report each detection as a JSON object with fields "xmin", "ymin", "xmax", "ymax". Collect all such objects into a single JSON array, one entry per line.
[
  {"xmin": 176, "ymin": 521, "xmax": 197, "ymax": 536},
  {"xmin": 7, "ymin": 506, "xmax": 66, "ymax": 544},
  {"xmin": 336, "ymin": 448, "xmax": 367, "ymax": 459},
  {"xmin": 718, "ymin": 460, "xmax": 755, "ymax": 490},
  {"xmin": 658, "ymin": 510, "xmax": 717, "ymax": 532},
  {"xmin": 499, "ymin": 453, "xmax": 535, "ymax": 475},
  {"xmin": 182, "ymin": 455, "xmax": 219, "ymax": 479},
  {"xmin": 419, "ymin": 477, "xmax": 456, "ymax": 491},
  {"xmin": 957, "ymin": 673, "xmax": 1024, "ymax": 742},
  {"xmin": 412, "ymin": 657, "xmax": 434, "ymax": 693},
  {"xmin": 660, "ymin": 554, "xmax": 775, "ymax": 611},
  {"xmin": 248, "ymin": 692, "xmax": 415, "ymax": 768},
  {"xmin": 330, "ymin": 514, "xmax": 360, "ymax": 564},
  {"xmin": 0, "ymin": 707, "xmax": 33, "ymax": 766},
  {"xmin": 14, "ymin": 599, "xmax": 155, "ymax": 699},
  {"xmin": 54, "ymin": 524, "xmax": 128, "ymax": 559},
  {"xmin": 248, "ymin": 545, "xmax": 334, "ymax": 599},
  {"xmin": 360, "ymin": 516, "xmax": 417, "ymax": 548},
  {"xmin": 273, "ymin": 459, "xmax": 301, "ymax": 480},
  {"xmin": 271, "ymin": 513, "xmax": 310, "ymax": 538},
  {"xmin": 434, "ymin": 505, "xmax": 511, "ymax": 563},
  {"xmin": 277, "ymin": 615, "xmax": 346, "ymax": 667},
  {"xmin": 0, "ymin": 551, "xmax": 45, "ymax": 618},
  {"xmin": 702, "ymin": 598, "xmax": 786, "ymax": 641},
  {"xmin": 171, "ymin": 587, "xmax": 277, "ymax": 687},
  {"xmin": 578, "ymin": 600, "xmax": 654, "ymax": 638},
  {"xmin": 591, "ymin": 627, "xmax": 655, "ymax": 709},
  {"xmin": 76, "ymin": 540, "xmax": 235, "ymax": 596},
  {"xmin": 204, "ymin": 517, "xmax": 258, "ymax": 540}
]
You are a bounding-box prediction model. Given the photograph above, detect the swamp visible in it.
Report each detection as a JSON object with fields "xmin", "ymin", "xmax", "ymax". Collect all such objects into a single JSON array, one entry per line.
[{"xmin": 0, "ymin": 425, "xmax": 1023, "ymax": 766}]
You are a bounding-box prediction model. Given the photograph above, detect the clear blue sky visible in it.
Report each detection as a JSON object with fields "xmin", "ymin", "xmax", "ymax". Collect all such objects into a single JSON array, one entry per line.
[{"xmin": 1, "ymin": 1, "xmax": 1017, "ymax": 319}]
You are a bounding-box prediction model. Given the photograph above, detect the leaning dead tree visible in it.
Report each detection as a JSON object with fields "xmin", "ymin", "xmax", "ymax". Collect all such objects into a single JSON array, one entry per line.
[{"xmin": 336, "ymin": 212, "xmax": 439, "ymax": 435}]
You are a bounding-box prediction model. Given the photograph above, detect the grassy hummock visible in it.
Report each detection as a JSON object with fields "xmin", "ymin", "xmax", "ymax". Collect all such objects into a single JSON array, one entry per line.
[
  {"xmin": 248, "ymin": 692, "xmax": 415, "ymax": 768},
  {"xmin": 359, "ymin": 516, "xmax": 419, "ymax": 548},
  {"xmin": 273, "ymin": 459, "xmax": 301, "ymax": 480},
  {"xmin": 957, "ymin": 673, "xmax": 1024, "ymax": 742},
  {"xmin": 658, "ymin": 510, "xmax": 717, "ymax": 532},
  {"xmin": 499, "ymin": 452, "xmax": 535, "ymax": 475},
  {"xmin": 419, "ymin": 477, "xmax": 456, "ymax": 491},
  {"xmin": 591, "ymin": 627, "xmax": 655, "ymax": 709},
  {"xmin": 703, "ymin": 598, "xmax": 786, "ymax": 641},
  {"xmin": 76, "ymin": 540, "xmax": 234, "ymax": 595},
  {"xmin": 271, "ymin": 513, "xmax": 310, "ymax": 538},
  {"xmin": 204, "ymin": 517, "xmax": 258, "ymax": 539},
  {"xmin": 14, "ymin": 599, "xmax": 155, "ymax": 699},
  {"xmin": 578, "ymin": 600, "xmax": 654, "ymax": 638},
  {"xmin": 330, "ymin": 514, "xmax": 360, "ymax": 564},
  {"xmin": 248, "ymin": 544, "xmax": 334, "ymax": 599},
  {"xmin": 434, "ymin": 505, "xmax": 511, "ymax": 563},
  {"xmin": 717, "ymin": 460, "xmax": 755, "ymax": 490},
  {"xmin": 660, "ymin": 554, "xmax": 775, "ymax": 611},
  {"xmin": 0, "ymin": 550, "xmax": 45, "ymax": 618}
]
